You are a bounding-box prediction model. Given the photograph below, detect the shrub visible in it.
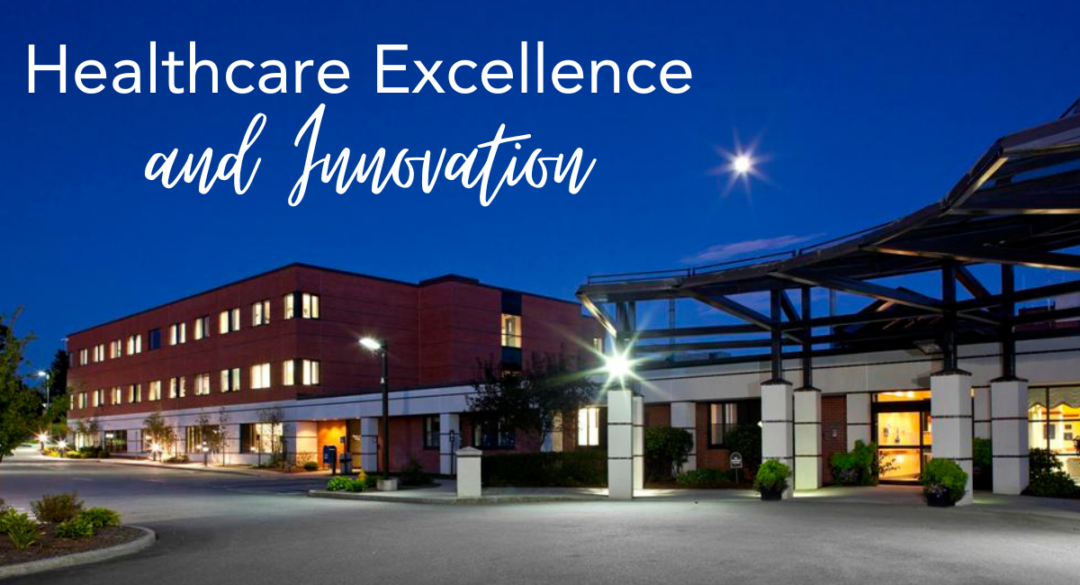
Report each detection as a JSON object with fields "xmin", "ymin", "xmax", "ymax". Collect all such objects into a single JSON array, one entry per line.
[
  {"xmin": 326, "ymin": 476, "xmax": 365, "ymax": 492},
  {"xmin": 972, "ymin": 437, "xmax": 993, "ymax": 490},
  {"xmin": 0, "ymin": 497, "xmax": 8, "ymax": 515},
  {"xmin": 753, "ymin": 460, "xmax": 790, "ymax": 494},
  {"xmin": 920, "ymin": 459, "xmax": 968, "ymax": 504},
  {"xmin": 644, "ymin": 427, "xmax": 694, "ymax": 481},
  {"xmin": 361, "ymin": 470, "xmax": 379, "ymax": 491},
  {"xmin": 163, "ymin": 454, "xmax": 189, "ymax": 464},
  {"xmin": 482, "ymin": 450, "xmax": 606, "ymax": 487},
  {"xmin": 830, "ymin": 440, "xmax": 878, "ymax": 486},
  {"xmin": 79, "ymin": 507, "xmax": 122, "ymax": 529},
  {"xmin": 400, "ymin": 457, "xmax": 434, "ymax": 486},
  {"xmin": 55, "ymin": 516, "xmax": 95, "ymax": 538},
  {"xmin": 1027, "ymin": 448, "xmax": 1079, "ymax": 498},
  {"xmin": 3, "ymin": 511, "xmax": 42, "ymax": 550},
  {"xmin": 303, "ymin": 461, "xmax": 319, "ymax": 472},
  {"xmin": 676, "ymin": 468, "xmax": 736, "ymax": 488},
  {"xmin": 723, "ymin": 424, "xmax": 762, "ymax": 473},
  {"xmin": 31, "ymin": 493, "xmax": 84, "ymax": 524}
]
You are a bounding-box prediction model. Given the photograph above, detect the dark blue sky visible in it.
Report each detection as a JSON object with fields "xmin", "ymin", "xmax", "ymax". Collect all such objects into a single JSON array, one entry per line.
[{"xmin": 3, "ymin": 0, "xmax": 1078, "ymax": 371}]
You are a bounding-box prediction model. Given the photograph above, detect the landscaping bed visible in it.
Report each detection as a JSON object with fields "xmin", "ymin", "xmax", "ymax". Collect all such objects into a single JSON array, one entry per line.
[{"xmin": 0, "ymin": 524, "xmax": 144, "ymax": 567}]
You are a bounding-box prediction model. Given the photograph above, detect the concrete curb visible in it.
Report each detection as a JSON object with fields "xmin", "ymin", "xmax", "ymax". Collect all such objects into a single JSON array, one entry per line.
[
  {"xmin": 307, "ymin": 489, "xmax": 604, "ymax": 505},
  {"xmin": 0, "ymin": 526, "xmax": 156, "ymax": 580}
]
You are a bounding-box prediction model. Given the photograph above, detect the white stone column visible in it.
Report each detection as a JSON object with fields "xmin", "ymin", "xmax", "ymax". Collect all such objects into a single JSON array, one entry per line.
[
  {"xmin": 439, "ymin": 413, "xmax": 460, "ymax": 476},
  {"xmin": 633, "ymin": 396, "xmax": 645, "ymax": 491},
  {"xmin": 931, "ymin": 371, "xmax": 974, "ymax": 506},
  {"xmin": 360, "ymin": 417, "xmax": 379, "ymax": 473},
  {"xmin": 974, "ymin": 387, "xmax": 991, "ymax": 440},
  {"xmin": 991, "ymin": 377, "xmax": 1030, "ymax": 495},
  {"xmin": 794, "ymin": 387, "xmax": 822, "ymax": 490},
  {"xmin": 761, "ymin": 380, "xmax": 794, "ymax": 499},
  {"xmin": 456, "ymin": 447, "xmax": 483, "ymax": 498},
  {"xmin": 670, "ymin": 402, "xmax": 697, "ymax": 472},
  {"xmin": 845, "ymin": 393, "xmax": 872, "ymax": 450},
  {"xmin": 607, "ymin": 388, "xmax": 634, "ymax": 500}
]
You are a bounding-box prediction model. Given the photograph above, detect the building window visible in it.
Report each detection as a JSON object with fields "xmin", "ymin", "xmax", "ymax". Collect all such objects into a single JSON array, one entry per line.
[
  {"xmin": 423, "ymin": 416, "xmax": 440, "ymax": 449},
  {"xmin": 170, "ymin": 323, "xmax": 187, "ymax": 345},
  {"xmin": 708, "ymin": 400, "xmax": 762, "ymax": 447},
  {"xmin": 251, "ymin": 363, "xmax": 271, "ymax": 389},
  {"xmin": 126, "ymin": 334, "xmax": 142, "ymax": 355},
  {"xmin": 104, "ymin": 430, "xmax": 128, "ymax": 453},
  {"xmin": 220, "ymin": 308, "xmax": 241, "ymax": 334},
  {"xmin": 110, "ymin": 387, "xmax": 123, "ymax": 405},
  {"xmin": 252, "ymin": 300, "xmax": 271, "ymax": 327},
  {"xmin": 501, "ymin": 314, "xmax": 522, "ymax": 348},
  {"xmin": 592, "ymin": 337, "xmax": 604, "ymax": 353},
  {"xmin": 77, "ymin": 392, "xmax": 87, "ymax": 409},
  {"xmin": 93, "ymin": 344, "xmax": 105, "ymax": 363},
  {"xmin": 240, "ymin": 422, "xmax": 282, "ymax": 454},
  {"xmin": 127, "ymin": 384, "xmax": 142, "ymax": 404},
  {"xmin": 169, "ymin": 376, "xmax": 186, "ymax": 399},
  {"xmin": 186, "ymin": 427, "xmax": 207, "ymax": 454},
  {"xmin": 194, "ymin": 373, "xmax": 211, "ymax": 396},
  {"xmin": 92, "ymin": 389, "xmax": 104, "ymax": 407},
  {"xmin": 194, "ymin": 316, "xmax": 210, "ymax": 340},
  {"xmin": 221, "ymin": 368, "xmax": 241, "ymax": 392},
  {"xmin": 110, "ymin": 340, "xmax": 123, "ymax": 359},
  {"xmin": 473, "ymin": 422, "xmax": 515, "ymax": 450},
  {"xmin": 148, "ymin": 328, "xmax": 162, "ymax": 350},
  {"xmin": 578, "ymin": 407, "xmax": 602, "ymax": 447},
  {"xmin": 1027, "ymin": 386, "xmax": 1080, "ymax": 477},
  {"xmin": 78, "ymin": 349, "xmax": 88, "ymax": 366},
  {"xmin": 301, "ymin": 360, "xmax": 320, "ymax": 386},
  {"xmin": 148, "ymin": 380, "xmax": 163, "ymax": 401},
  {"xmin": 282, "ymin": 360, "xmax": 295, "ymax": 386},
  {"xmin": 285, "ymin": 293, "xmax": 320, "ymax": 319}
]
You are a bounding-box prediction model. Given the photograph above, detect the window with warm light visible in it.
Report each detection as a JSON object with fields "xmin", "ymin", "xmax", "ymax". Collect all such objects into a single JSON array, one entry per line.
[
  {"xmin": 252, "ymin": 299, "xmax": 271, "ymax": 327},
  {"xmin": 78, "ymin": 349, "xmax": 88, "ymax": 366},
  {"xmin": 285, "ymin": 293, "xmax": 320, "ymax": 319},
  {"xmin": 169, "ymin": 377, "xmax": 185, "ymax": 399},
  {"xmin": 282, "ymin": 360, "xmax": 295, "ymax": 386},
  {"xmin": 251, "ymin": 363, "xmax": 271, "ymax": 389},
  {"xmin": 92, "ymin": 389, "xmax": 103, "ymax": 407},
  {"xmin": 77, "ymin": 392, "xmax": 87, "ymax": 409},
  {"xmin": 169, "ymin": 322, "xmax": 187, "ymax": 345},
  {"xmin": 110, "ymin": 340, "xmax": 123, "ymax": 359},
  {"xmin": 221, "ymin": 368, "xmax": 241, "ymax": 392},
  {"xmin": 128, "ymin": 384, "xmax": 142, "ymax": 403},
  {"xmin": 219, "ymin": 308, "xmax": 241, "ymax": 334},
  {"xmin": 148, "ymin": 380, "xmax": 163, "ymax": 401},
  {"xmin": 194, "ymin": 316, "xmax": 210, "ymax": 340},
  {"xmin": 110, "ymin": 387, "xmax": 123, "ymax": 405},
  {"xmin": 194, "ymin": 373, "xmax": 211, "ymax": 396},
  {"xmin": 93, "ymin": 344, "xmax": 105, "ymax": 363},
  {"xmin": 578, "ymin": 407, "xmax": 601, "ymax": 447},
  {"xmin": 301, "ymin": 359, "xmax": 320, "ymax": 385},
  {"xmin": 126, "ymin": 335, "xmax": 142, "ymax": 355},
  {"xmin": 501, "ymin": 314, "xmax": 522, "ymax": 348}
]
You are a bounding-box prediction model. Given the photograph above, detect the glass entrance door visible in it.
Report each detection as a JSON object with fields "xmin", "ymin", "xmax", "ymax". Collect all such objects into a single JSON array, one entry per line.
[{"xmin": 874, "ymin": 391, "xmax": 932, "ymax": 482}]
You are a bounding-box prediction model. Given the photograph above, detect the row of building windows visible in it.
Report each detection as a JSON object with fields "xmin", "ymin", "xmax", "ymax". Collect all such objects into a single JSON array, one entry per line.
[
  {"xmin": 73, "ymin": 293, "xmax": 322, "ymax": 366},
  {"xmin": 74, "ymin": 360, "xmax": 322, "ymax": 409}
]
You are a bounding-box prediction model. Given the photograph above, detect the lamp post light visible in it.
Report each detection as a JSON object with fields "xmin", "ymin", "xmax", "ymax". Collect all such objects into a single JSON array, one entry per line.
[
  {"xmin": 201, "ymin": 441, "xmax": 209, "ymax": 467},
  {"xmin": 36, "ymin": 370, "xmax": 51, "ymax": 413},
  {"xmin": 57, "ymin": 439, "xmax": 68, "ymax": 456},
  {"xmin": 360, "ymin": 337, "xmax": 391, "ymax": 481},
  {"xmin": 37, "ymin": 432, "xmax": 50, "ymax": 451}
]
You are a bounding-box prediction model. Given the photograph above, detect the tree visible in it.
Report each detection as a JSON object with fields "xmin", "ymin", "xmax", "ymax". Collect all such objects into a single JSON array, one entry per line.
[
  {"xmin": 644, "ymin": 427, "xmax": 694, "ymax": 481},
  {"xmin": 207, "ymin": 407, "xmax": 231, "ymax": 465},
  {"xmin": 142, "ymin": 410, "xmax": 176, "ymax": 460},
  {"xmin": 467, "ymin": 354, "xmax": 599, "ymax": 446},
  {"xmin": 257, "ymin": 407, "xmax": 285, "ymax": 467},
  {"xmin": 0, "ymin": 311, "xmax": 42, "ymax": 463},
  {"xmin": 44, "ymin": 350, "xmax": 69, "ymax": 407}
]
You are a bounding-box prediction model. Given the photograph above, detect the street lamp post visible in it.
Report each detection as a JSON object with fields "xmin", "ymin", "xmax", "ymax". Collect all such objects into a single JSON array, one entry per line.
[
  {"xmin": 37, "ymin": 370, "xmax": 51, "ymax": 414},
  {"xmin": 360, "ymin": 337, "xmax": 391, "ymax": 481}
]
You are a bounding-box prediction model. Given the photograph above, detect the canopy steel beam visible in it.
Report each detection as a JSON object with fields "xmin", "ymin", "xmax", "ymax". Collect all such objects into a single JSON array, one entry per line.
[
  {"xmin": 773, "ymin": 271, "xmax": 943, "ymax": 313},
  {"xmin": 682, "ymin": 289, "xmax": 804, "ymax": 343},
  {"xmin": 871, "ymin": 242, "xmax": 1080, "ymax": 272}
]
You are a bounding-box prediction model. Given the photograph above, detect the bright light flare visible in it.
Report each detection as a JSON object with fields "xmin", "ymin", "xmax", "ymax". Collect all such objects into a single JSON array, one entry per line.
[
  {"xmin": 359, "ymin": 337, "xmax": 383, "ymax": 352},
  {"xmin": 37, "ymin": 433, "xmax": 49, "ymax": 443},
  {"xmin": 707, "ymin": 130, "xmax": 772, "ymax": 198},
  {"xmin": 733, "ymin": 154, "xmax": 753, "ymax": 175},
  {"xmin": 57, "ymin": 440, "xmax": 68, "ymax": 450},
  {"xmin": 604, "ymin": 353, "xmax": 633, "ymax": 382}
]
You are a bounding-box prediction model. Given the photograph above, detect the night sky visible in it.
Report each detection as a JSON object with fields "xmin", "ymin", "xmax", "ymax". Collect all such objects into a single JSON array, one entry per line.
[{"xmin": 3, "ymin": 1, "xmax": 1078, "ymax": 371}]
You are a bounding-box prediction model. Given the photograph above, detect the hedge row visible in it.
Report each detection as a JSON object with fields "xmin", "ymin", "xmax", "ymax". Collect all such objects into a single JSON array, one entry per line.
[{"xmin": 481, "ymin": 449, "xmax": 606, "ymax": 487}]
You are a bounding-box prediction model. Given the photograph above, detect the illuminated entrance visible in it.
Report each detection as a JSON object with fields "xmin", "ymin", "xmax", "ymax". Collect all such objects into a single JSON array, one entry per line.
[{"xmin": 873, "ymin": 391, "xmax": 932, "ymax": 482}]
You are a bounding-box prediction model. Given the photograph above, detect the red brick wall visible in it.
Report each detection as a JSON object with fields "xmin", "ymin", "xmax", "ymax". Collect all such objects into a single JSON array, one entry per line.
[
  {"xmin": 821, "ymin": 395, "xmax": 847, "ymax": 484},
  {"xmin": 645, "ymin": 404, "xmax": 670, "ymax": 428}
]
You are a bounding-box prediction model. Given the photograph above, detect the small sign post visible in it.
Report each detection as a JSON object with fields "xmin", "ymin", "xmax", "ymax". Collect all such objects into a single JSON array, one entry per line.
[{"xmin": 730, "ymin": 452, "xmax": 743, "ymax": 484}]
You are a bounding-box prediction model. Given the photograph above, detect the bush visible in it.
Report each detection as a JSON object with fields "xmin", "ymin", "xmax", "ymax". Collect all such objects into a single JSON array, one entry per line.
[
  {"xmin": 830, "ymin": 440, "xmax": 878, "ymax": 486},
  {"xmin": 400, "ymin": 457, "xmax": 434, "ymax": 486},
  {"xmin": 55, "ymin": 516, "xmax": 95, "ymax": 538},
  {"xmin": 31, "ymin": 493, "xmax": 84, "ymax": 524},
  {"xmin": 1027, "ymin": 448, "xmax": 1079, "ymax": 498},
  {"xmin": 163, "ymin": 454, "xmax": 189, "ymax": 464},
  {"xmin": 676, "ymin": 468, "xmax": 736, "ymax": 488},
  {"xmin": 482, "ymin": 450, "xmax": 606, "ymax": 487},
  {"xmin": 79, "ymin": 507, "xmax": 122, "ymax": 529},
  {"xmin": 920, "ymin": 459, "xmax": 968, "ymax": 504},
  {"xmin": 303, "ymin": 461, "xmax": 319, "ymax": 472},
  {"xmin": 972, "ymin": 437, "xmax": 993, "ymax": 490},
  {"xmin": 753, "ymin": 460, "xmax": 790, "ymax": 494},
  {"xmin": 3, "ymin": 511, "xmax": 42, "ymax": 550},
  {"xmin": 73, "ymin": 446, "xmax": 109, "ymax": 459},
  {"xmin": 326, "ymin": 475, "xmax": 365, "ymax": 492},
  {"xmin": 723, "ymin": 424, "xmax": 762, "ymax": 473},
  {"xmin": 0, "ymin": 497, "xmax": 8, "ymax": 516},
  {"xmin": 644, "ymin": 427, "xmax": 694, "ymax": 481}
]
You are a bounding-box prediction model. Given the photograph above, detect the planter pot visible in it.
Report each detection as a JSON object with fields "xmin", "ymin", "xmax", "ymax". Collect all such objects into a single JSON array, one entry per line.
[
  {"xmin": 759, "ymin": 488, "xmax": 783, "ymax": 501},
  {"xmin": 926, "ymin": 492, "xmax": 954, "ymax": 508}
]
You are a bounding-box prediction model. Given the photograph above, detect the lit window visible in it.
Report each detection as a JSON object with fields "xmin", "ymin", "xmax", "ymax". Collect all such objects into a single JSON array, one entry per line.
[
  {"xmin": 169, "ymin": 323, "xmax": 187, "ymax": 345},
  {"xmin": 169, "ymin": 377, "xmax": 186, "ymax": 399},
  {"xmin": 592, "ymin": 337, "xmax": 604, "ymax": 353},
  {"xmin": 284, "ymin": 294, "xmax": 295, "ymax": 319},
  {"xmin": 93, "ymin": 344, "xmax": 105, "ymax": 363},
  {"xmin": 578, "ymin": 407, "xmax": 601, "ymax": 447},
  {"xmin": 302, "ymin": 360, "xmax": 320, "ymax": 385},
  {"xmin": 194, "ymin": 374, "xmax": 211, "ymax": 396},
  {"xmin": 219, "ymin": 308, "xmax": 241, "ymax": 334},
  {"xmin": 92, "ymin": 389, "xmax": 103, "ymax": 407},
  {"xmin": 501, "ymin": 314, "xmax": 522, "ymax": 348},
  {"xmin": 110, "ymin": 340, "xmax": 123, "ymax": 359},
  {"xmin": 110, "ymin": 387, "xmax": 123, "ymax": 405},
  {"xmin": 251, "ymin": 363, "xmax": 271, "ymax": 389},
  {"xmin": 285, "ymin": 293, "xmax": 320, "ymax": 319},
  {"xmin": 302, "ymin": 293, "xmax": 320, "ymax": 319},
  {"xmin": 194, "ymin": 316, "xmax": 210, "ymax": 340},
  {"xmin": 126, "ymin": 334, "xmax": 142, "ymax": 355},
  {"xmin": 78, "ymin": 349, "xmax": 88, "ymax": 366},
  {"xmin": 423, "ymin": 416, "xmax": 440, "ymax": 449},
  {"xmin": 252, "ymin": 300, "xmax": 271, "ymax": 327},
  {"xmin": 282, "ymin": 360, "xmax": 295, "ymax": 386},
  {"xmin": 148, "ymin": 380, "xmax": 163, "ymax": 401},
  {"xmin": 221, "ymin": 368, "xmax": 241, "ymax": 392},
  {"xmin": 128, "ymin": 384, "xmax": 142, "ymax": 403},
  {"xmin": 77, "ymin": 392, "xmax": 87, "ymax": 409}
]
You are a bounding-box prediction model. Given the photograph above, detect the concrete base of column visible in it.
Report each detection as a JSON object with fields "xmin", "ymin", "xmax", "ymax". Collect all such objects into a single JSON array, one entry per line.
[
  {"xmin": 794, "ymin": 387, "xmax": 822, "ymax": 491},
  {"xmin": 991, "ymin": 377, "xmax": 1030, "ymax": 495},
  {"xmin": 845, "ymin": 393, "xmax": 871, "ymax": 451},
  {"xmin": 670, "ymin": 402, "xmax": 697, "ymax": 473},
  {"xmin": 762, "ymin": 380, "xmax": 794, "ymax": 499},
  {"xmin": 931, "ymin": 371, "xmax": 974, "ymax": 506},
  {"xmin": 439, "ymin": 413, "xmax": 460, "ymax": 476},
  {"xmin": 607, "ymin": 388, "xmax": 634, "ymax": 500},
  {"xmin": 360, "ymin": 417, "xmax": 379, "ymax": 474}
]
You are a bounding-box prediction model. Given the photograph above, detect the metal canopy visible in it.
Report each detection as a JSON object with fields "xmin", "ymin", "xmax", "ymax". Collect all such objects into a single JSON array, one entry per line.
[{"xmin": 578, "ymin": 105, "xmax": 1080, "ymax": 370}]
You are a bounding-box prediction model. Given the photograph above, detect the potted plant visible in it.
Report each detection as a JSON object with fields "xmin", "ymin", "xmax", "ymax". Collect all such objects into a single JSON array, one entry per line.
[
  {"xmin": 920, "ymin": 458, "xmax": 968, "ymax": 507},
  {"xmin": 753, "ymin": 459, "xmax": 791, "ymax": 501}
]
